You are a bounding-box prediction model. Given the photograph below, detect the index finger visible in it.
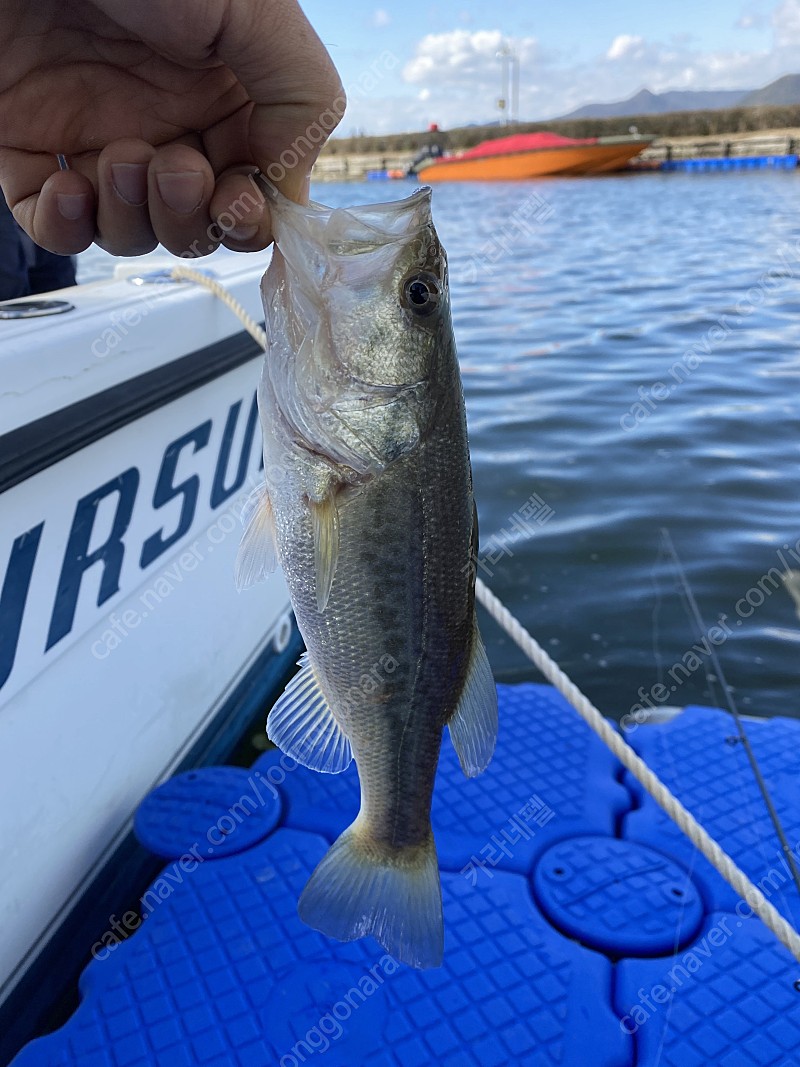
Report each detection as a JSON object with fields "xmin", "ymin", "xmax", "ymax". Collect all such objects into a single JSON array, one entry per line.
[
  {"xmin": 94, "ymin": 0, "xmax": 346, "ymax": 204},
  {"xmin": 212, "ymin": 0, "xmax": 345, "ymax": 202}
]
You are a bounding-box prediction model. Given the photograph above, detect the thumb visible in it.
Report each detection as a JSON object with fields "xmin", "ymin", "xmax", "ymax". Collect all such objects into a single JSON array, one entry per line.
[{"xmin": 215, "ymin": 0, "xmax": 345, "ymax": 202}]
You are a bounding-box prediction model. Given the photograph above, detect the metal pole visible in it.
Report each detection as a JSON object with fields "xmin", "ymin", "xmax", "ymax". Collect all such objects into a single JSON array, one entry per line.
[
  {"xmin": 511, "ymin": 53, "xmax": 519, "ymax": 124},
  {"xmin": 497, "ymin": 46, "xmax": 510, "ymax": 126},
  {"xmin": 502, "ymin": 51, "xmax": 509, "ymax": 126}
]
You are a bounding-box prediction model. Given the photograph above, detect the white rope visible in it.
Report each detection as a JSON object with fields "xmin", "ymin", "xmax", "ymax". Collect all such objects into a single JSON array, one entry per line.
[
  {"xmin": 173, "ymin": 263, "xmax": 800, "ymax": 966},
  {"xmin": 170, "ymin": 265, "xmax": 268, "ymax": 350},
  {"xmin": 474, "ymin": 576, "xmax": 800, "ymax": 965}
]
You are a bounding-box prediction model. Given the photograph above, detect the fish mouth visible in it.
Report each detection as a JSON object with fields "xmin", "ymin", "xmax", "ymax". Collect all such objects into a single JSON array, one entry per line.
[
  {"xmin": 257, "ymin": 174, "xmax": 443, "ymax": 351},
  {"xmin": 254, "ymin": 174, "xmax": 433, "ymax": 261}
]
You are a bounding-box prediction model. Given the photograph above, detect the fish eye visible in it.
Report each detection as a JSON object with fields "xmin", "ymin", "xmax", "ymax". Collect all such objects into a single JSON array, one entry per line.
[{"xmin": 401, "ymin": 271, "xmax": 441, "ymax": 317}]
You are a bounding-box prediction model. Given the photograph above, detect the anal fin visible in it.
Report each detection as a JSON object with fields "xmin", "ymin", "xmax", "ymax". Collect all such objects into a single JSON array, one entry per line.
[
  {"xmin": 447, "ymin": 624, "xmax": 498, "ymax": 777},
  {"xmin": 267, "ymin": 653, "xmax": 352, "ymax": 773}
]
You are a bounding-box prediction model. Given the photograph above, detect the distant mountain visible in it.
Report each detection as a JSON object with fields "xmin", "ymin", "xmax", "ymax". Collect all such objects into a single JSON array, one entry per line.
[
  {"xmin": 555, "ymin": 74, "xmax": 800, "ymax": 122},
  {"xmin": 558, "ymin": 87, "xmax": 747, "ymax": 121},
  {"xmin": 739, "ymin": 74, "xmax": 800, "ymax": 107}
]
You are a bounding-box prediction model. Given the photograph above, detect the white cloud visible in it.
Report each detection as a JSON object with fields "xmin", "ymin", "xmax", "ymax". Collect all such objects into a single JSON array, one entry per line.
[
  {"xmin": 372, "ymin": 8, "xmax": 391, "ymax": 28},
  {"xmin": 403, "ymin": 29, "xmax": 539, "ymax": 86},
  {"xmin": 607, "ymin": 34, "xmax": 645, "ymax": 61},
  {"xmin": 340, "ymin": 6, "xmax": 800, "ymax": 134},
  {"xmin": 773, "ymin": 0, "xmax": 800, "ymax": 45},
  {"xmin": 397, "ymin": 30, "xmax": 541, "ymax": 127}
]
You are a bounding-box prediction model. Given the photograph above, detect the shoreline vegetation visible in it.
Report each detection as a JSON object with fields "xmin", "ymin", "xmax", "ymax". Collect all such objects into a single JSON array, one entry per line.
[
  {"xmin": 314, "ymin": 104, "xmax": 800, "ymax": 181},
  {"xmin": 326, "ymin": 102, "xmax": 800, "ymax": 154}
]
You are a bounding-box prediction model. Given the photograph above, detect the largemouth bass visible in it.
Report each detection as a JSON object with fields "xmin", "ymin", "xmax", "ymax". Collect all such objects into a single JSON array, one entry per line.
[{"xmin": 237, "ymin": 180, "xmax": 497, "ymax": 968}]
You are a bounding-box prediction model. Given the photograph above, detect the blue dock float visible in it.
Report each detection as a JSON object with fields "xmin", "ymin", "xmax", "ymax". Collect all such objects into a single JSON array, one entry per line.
[
  {"xmin": 11, "ymin": 684, "xmax": 800, "ymax": 1066},
  {"xmin": 661, "ymin": 154, "xmax": 798, "ymax": 173}
]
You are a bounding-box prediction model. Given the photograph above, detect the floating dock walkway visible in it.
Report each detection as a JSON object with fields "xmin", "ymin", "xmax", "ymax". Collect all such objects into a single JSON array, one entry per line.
[
  {"xmin": 660, "ymin": 154, "xmax": 798, "ymax": 173},
  {"xmin": 12, "ymin": 683, "xmax": 800, "ymax": 1066}
]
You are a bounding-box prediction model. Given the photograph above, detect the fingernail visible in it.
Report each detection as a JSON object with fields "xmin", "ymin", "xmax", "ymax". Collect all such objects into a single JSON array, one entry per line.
[
  {"xmin": 156, "ymin": 171, "xmax": 204, "ymax": 215},
  {"xmin": 111, "ymin": 163, "xmax": 148, "ymax": 206},
  {"xmin": 226, "ymin": 223, "xmax": 259, "ymax": 242},
  {"xmin": 56, "ymin": 193, "xmax": 88, "ymax": 221}
]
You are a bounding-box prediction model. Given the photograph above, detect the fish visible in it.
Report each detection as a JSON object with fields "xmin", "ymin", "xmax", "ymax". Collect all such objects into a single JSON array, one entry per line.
[{"xmin": 236, "ymin": 179, "xmax": 498, "ymax": 968}]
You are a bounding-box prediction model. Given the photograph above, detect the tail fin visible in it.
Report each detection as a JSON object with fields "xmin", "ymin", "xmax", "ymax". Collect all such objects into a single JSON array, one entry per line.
[{"xmin": 298, "ymin": 821, "xmax": 443, "ymax": 969}]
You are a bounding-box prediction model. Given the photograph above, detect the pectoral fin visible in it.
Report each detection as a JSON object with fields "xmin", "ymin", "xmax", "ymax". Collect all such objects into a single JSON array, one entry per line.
[
  {"xmin": 267, "ymin": 653, "xmax": 353, "ymax": 773},
  {"xmin": 310, "ymin": 494, "xmax": 340, "ymax": 612},
  {"xmin": 234, "ymin": 482, "xmax": 277, "ymax": 591},
  {"xmin": 447, "ymin": 625, "xmax": 498, "ymax": 777}
]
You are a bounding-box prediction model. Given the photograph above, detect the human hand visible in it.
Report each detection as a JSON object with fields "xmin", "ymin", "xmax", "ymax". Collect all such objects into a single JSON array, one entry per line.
[{"xmin": 0, "ymin": 0, "xmax": 343, "ymax": 257}]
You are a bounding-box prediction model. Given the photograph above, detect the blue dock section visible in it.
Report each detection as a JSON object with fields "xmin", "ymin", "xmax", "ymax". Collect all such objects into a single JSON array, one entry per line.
[
  {"xmin": 661, "ymin": 154, "xmax": 798, "ymax": 172},
  {"xmin": 12, "ymin": 684, "xmax": 800, "ymax": 1066}
]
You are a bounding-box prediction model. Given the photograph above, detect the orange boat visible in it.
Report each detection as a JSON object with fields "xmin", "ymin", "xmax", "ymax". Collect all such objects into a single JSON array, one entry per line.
[{"xmin": 416, "ymin": 131, "xmax": 654, "ymax": 182}]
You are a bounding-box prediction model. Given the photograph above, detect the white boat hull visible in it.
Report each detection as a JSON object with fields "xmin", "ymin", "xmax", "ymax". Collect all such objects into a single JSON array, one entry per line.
[{"xmin": 0, "ymin": 254, "xmax": 293, "ymax": 1012}]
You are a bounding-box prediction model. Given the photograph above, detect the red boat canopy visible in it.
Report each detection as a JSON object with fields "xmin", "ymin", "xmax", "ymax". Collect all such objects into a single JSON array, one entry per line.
[{"xmin": 457, "ymin": 132, "xmax": 597, "ymax": 159}]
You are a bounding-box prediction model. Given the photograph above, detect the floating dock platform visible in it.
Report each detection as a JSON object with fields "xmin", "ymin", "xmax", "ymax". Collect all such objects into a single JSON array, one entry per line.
[
  {"xmin": 660, "ymin": 154, "xmax": 798, "ymax": 172},
  {"xmin": 11, "ymin": 683, "xmax": 800, "ymax": 1066}
]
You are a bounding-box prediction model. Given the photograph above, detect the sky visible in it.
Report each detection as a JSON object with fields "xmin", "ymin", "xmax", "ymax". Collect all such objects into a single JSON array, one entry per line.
[{"xmin": 300, "ymin": 0, "xmax": 800, "ymax": 134}]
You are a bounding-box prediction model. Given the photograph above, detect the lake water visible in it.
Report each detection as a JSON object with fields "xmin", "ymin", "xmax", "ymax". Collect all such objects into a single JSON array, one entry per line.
[{"xmin": 80, "ymin": 172, "xmax": 800, "ymax": 720}]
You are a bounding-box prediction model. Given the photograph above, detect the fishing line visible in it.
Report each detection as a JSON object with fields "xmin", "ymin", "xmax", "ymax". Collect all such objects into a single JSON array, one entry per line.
[
  {"xmin": 648, "ymin": 540, "xmax": 707, "ymax": 1067},
  {"xmin": 650, "ymin": 538, "xmax": 666, "ymax": 694},
  {"xmin": 658, "ymin": 532, "xmax": 771, "ymax": 899},
  {"xmin": 660, "ymin": 527, "xmax": 800, "ymax": 903}
]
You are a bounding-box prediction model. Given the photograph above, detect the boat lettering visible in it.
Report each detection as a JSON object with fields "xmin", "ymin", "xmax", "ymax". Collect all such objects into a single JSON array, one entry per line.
[
  {"xmin": 140, "ymin": 421, "xmax": 212, "ymax": 570},
  {"xmin": 46, "ymin": 469, "xmax": 141, "ymax": 651},
  {"xmin": 0, "ymin": 524, "xmax": 44, "ymax": 690},
  {"xmin": 0, "ymin": 387, "xmax": 261, "ymax": 699},
  {"xmin": 211, "ymin": 395, "xmax": 260, "ymax": 507}
]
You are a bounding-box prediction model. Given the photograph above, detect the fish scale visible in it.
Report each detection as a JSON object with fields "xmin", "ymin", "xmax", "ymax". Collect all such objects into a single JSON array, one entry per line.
[{"xmin": 289, "ymin": 448, "xmax": 463, "ymax": 846}]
